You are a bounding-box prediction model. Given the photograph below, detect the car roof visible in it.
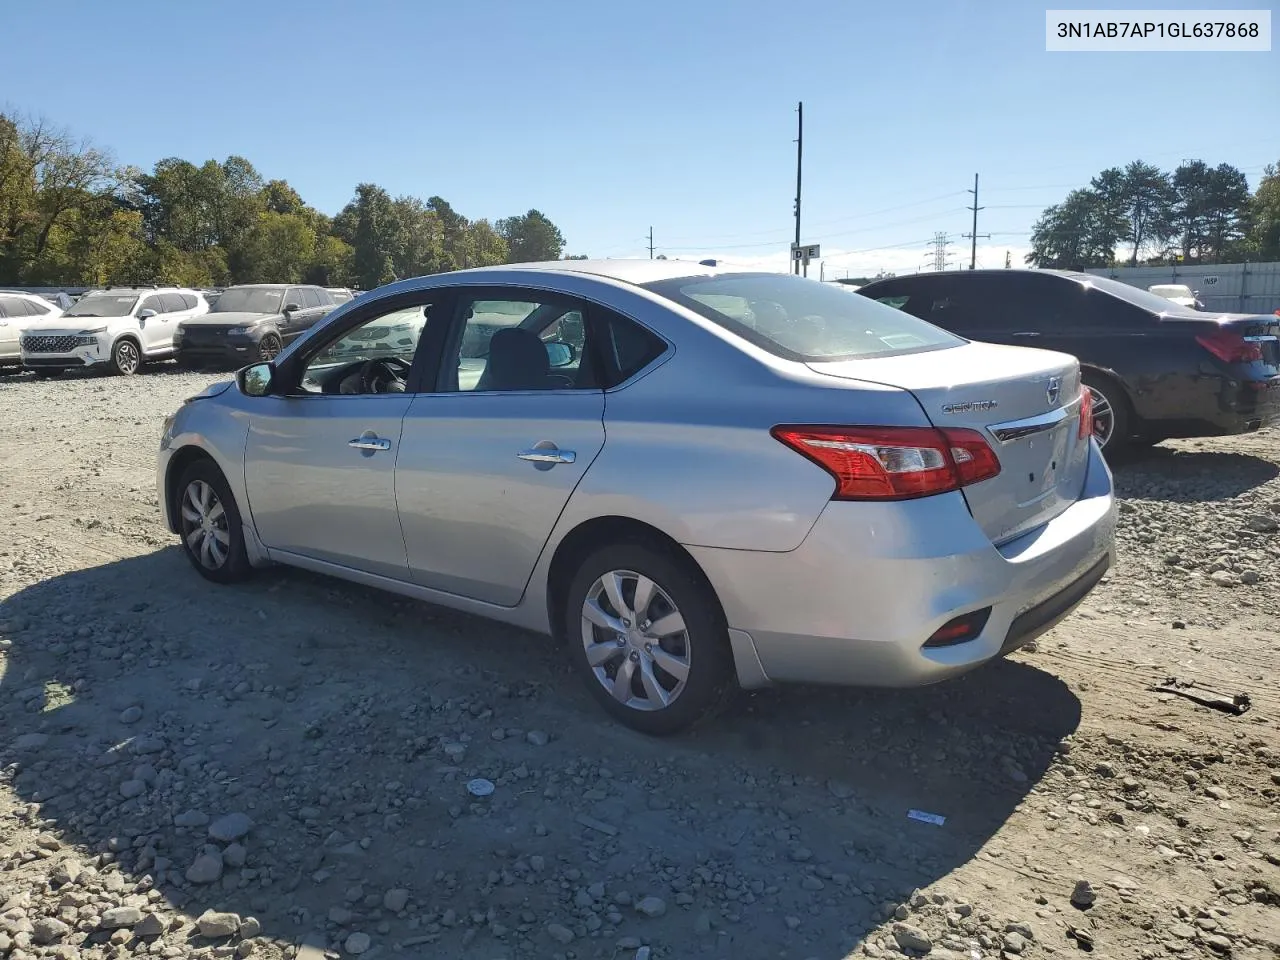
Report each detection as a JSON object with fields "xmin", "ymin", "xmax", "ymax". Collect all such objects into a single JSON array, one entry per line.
[
  {"xmin": 457, "ymin": 259, "xmax": 734, "ymax": 285},
  {"xmin": 222, "ymin": 283, "xmax": 305, "ymax": 290}
]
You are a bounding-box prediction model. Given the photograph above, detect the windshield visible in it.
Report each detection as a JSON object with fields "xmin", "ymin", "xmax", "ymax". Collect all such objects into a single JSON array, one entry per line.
[
  {"xmin": 1078, "ymin": 275, "xmax": 1199, "ymax": 314},
  {"xmin": 643, "ymin": 273, "xmax": 963, "ymax": 361},
  {"xmin": 212, "ymin": 288, "xmax": 283, "ymax": 314},
  {"xmin": 1149, "ymin": 285, "xmax": 1193, "ymax": 298},
  {"xmin": 64, "ymin": 294, "xmax": 138, "ymax": 318}
]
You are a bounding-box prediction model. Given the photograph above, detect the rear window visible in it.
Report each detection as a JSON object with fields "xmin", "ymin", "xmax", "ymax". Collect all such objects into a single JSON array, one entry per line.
[{"xmin": 643, "ymin": 273, "xmax": 963, "ymax": 362}]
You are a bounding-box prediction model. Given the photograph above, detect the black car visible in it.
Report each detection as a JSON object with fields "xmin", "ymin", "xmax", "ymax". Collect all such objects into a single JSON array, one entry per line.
[
  {"xmin": 855, "ymin": 270, "xmax": 1280, "ymax": 453},
  {"xmin": 174, "ymin": 284, "xmax": 337, "ymax": 368}
]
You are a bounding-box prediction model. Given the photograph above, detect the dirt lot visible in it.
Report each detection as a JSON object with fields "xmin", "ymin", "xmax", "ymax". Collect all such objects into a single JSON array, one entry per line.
[{"xmin": 1, "ymin": 366, "xmax": 1278, "ymax": 960}]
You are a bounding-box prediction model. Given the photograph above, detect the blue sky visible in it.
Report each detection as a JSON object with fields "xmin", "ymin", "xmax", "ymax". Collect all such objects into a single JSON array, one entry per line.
[{"xmin": 4, "ymin": 0, "xmax": 1277, "ymax": 274}]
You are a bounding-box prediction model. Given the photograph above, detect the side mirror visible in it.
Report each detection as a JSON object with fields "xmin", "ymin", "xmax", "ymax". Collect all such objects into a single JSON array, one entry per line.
[
  {"xmin": 284, "ymin": 302, "xmax": 301, "ymax": 314},
  {"xmin": 545, "ymin": 341, "xmax": 575, "ymax": 368},
  {"xmin": 137, "ymin": 309, "xmax": 157, "ymax": 321},
  {"xmin": 238, "ymin": 361, "xmax": 275, "ymax": 397}
]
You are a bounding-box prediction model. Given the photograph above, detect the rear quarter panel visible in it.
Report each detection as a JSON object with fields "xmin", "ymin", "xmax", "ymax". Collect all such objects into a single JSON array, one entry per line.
[{"xmin": 561, "ymin": 344, "xmax": 935, "ymax": 553}]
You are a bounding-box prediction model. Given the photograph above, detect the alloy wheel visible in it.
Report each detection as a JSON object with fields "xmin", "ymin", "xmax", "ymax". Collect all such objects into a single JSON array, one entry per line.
[
  {"xmin": 180, "ymin": 479, "xmax": 230, "ymax": 571},
  {"xmin": 259, "ymin": 336, "xmax": 281, "ymax": 361},
  {"xmin": 1088, "ymin": 386, "xmax": 1115, "ymax": 448},
  {"xmin": 115, "ymin": 341, "xmax": 139, "ymax": 374},
  {"xmin": 580, "ymin": 569, "xmax": 691, "ymax": 711}
]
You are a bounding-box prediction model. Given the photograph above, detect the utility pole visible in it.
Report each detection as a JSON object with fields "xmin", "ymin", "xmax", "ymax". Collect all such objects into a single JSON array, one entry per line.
[
  {"xmin": 793, "ymin": 101, "xmax": 803, "ymax": 276},
  {"xmin": 963, "ymin": 173, "xmax": 989, "ymax": 269},
  {"xmin": 1005, "ymin": 250, "xmax": 1012, "ymax": 269},
  {"xmin": 647, "ymin": 226, "xmax": 654, "ymax": 260}
]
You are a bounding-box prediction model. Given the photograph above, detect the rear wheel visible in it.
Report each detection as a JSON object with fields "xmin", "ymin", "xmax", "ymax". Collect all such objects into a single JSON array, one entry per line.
[
  {"xmin": 176, "ymin": 459, "xmax": 253, "ymax": 584},
  {"xmin": 1082, "ymin": 374, "xmax": 1130, "ymax": 455},
  {"xmin": 109, "ymin": 338, "xmax": 141, "ymax": 376},
  {"xmin": 565, "ymin": 543, "xmax": 735, "ymax": 735}
]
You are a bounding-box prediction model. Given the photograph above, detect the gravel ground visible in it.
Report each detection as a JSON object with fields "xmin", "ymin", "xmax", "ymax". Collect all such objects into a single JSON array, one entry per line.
[{"xmin": 0, "ymin": 364, "xmax": 1278, "ymax": 960}]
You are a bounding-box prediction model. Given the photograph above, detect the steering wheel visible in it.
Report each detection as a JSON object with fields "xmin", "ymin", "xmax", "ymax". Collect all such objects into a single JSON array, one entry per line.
[{"xmin": 357, "ymin": 356, "xmax": 412, "ymax": 394}]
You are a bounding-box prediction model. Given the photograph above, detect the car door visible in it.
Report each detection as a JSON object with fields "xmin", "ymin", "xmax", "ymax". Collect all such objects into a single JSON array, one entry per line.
[
  {"xmin": 0, "ymin": 298, "xmax": 16, "ymax": 360},
  {"xmin": 276, "ymin": 288, "xmax": 303, "ymax": 342},
  {"xmin": 394, "ymin": 288, "xmax": 611, "ymax": 606},
  {"xmin": 241, "ymin": 291, "xmax": 443, "ymax": 581},
  {"xmin": 135, "ymin": 294, "xmax": 168, "ymax": 353}
]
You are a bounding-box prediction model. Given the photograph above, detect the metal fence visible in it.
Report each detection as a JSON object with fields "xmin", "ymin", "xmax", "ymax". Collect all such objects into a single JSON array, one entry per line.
[{"xmin": 1084, "ymin": 262, "xmax": 1280, "ymax": 315}]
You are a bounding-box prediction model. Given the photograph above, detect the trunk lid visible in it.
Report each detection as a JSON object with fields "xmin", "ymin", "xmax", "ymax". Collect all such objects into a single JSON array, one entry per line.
[
  {"xmin": 1162, "ymin": 311, "xmax": 1280, "ymax": 374},
  {"xmin": 808, "ymin": 341, "xmax": 1088, "ymax": 545}
]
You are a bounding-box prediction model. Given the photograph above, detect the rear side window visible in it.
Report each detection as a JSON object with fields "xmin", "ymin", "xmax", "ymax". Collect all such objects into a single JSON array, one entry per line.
[
  {"xmin": 161, "ymin": 293, "xmax": 188, "ymax": 313},
  {"xmin": 644, "ymin": 273, "xmax": 962, "ymax": 362},
  {"xmin": 300, "ymin": 288, "xmax": 320, "ymax": 308},
  {"xmin": 0, "ymin": 297, "xmax": 13, "ymax": 318},
  {"xmin": 313, "ymin": 288, "xmax": 333, "ymax": 305},
  {"xmin": 182, "ymin": 294, "xmax": 198, "ymax": 309},
  {"xmin": 595, "ymin": 309, "xmax": 667, "ymax": 386}
]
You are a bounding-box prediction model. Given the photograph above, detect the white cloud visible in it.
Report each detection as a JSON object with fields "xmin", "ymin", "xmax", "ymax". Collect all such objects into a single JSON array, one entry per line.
[{"xmin": 657, "ymin": 243, "xmax": 1033, "ymax": 278}]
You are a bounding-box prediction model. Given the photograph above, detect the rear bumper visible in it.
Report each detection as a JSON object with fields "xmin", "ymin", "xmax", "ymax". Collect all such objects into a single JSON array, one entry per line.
[
  {"xmin": 689, "ymin": 440, "xmax": 1116, "ymax": 689},
  {"xmin": 1143, "ymin": 374, "xmax": 1280, "ymax": 439}
]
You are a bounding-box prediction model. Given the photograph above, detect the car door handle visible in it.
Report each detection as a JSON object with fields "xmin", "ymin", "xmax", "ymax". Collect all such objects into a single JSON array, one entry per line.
[
  {"xmin": 517, "ymin": 447, "xmax": 576, "ymax": 464},
  {"xmin": 349, "ymin": 437, "xmax": 391, "ymax": 451}
]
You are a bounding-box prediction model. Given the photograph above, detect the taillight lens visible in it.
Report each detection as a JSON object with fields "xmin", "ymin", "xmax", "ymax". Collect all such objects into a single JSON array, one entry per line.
[
  {"xmin": 1078, "ymin": 387, "xmax": 1093, "ymax": 440},
  {"xmin": 1197, "ymin": 328, "xmax": 1262, "ymax": 363},
  {"xmin": 772, "ymin": 425, "xmax": 1001, "ymax": 501}
]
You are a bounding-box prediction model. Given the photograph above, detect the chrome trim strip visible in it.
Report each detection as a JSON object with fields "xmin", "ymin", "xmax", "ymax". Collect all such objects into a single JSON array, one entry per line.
[{"xmin": 989, "ymin": 404, "xmax": 1071, "ymax": 443}]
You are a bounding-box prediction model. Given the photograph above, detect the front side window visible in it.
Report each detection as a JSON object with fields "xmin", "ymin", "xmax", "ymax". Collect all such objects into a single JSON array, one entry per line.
[
  {"xmin": 139, "ymin": 295, "xmax": 166, "ymax": 316},
  {"xmin": 644, "ymin": 273, "xmax": 963, "ymax": 362},
  {"xmin": 300, "ymin": 303, "xmax": 431, "ymax": 395},
  {"xmin": 64, "ymin": 294, "xmax": 138, "ymax": 318},
  {"xmin": 212, "ymin": 288, "xmax": 284, "ymax": 314}
]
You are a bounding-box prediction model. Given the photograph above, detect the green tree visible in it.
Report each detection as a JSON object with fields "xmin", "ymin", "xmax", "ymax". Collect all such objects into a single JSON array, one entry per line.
[
  {"xmin": 468, "ymin": 219, "xmax": 509, "ymax": 266},
  {"xmin": 1026, "ymin": 190, "xmax": 1113, "ymax": 268},
  {"xmin": 239, "ymin": 211, "xmax": 317, "ymax": 282},
  {"xmin": 1118, "ymin": 160, "xmax": 1175, "ymax": 264},
  {"xmin": 1251, "ymin": 160, "xmax": 1280, "ymax": 260},
  {"xmin": 497, "ymin": 209, "xmax": 565, "ymax": 262},
  {"xmin": 340, "ymin": 183, "xmax": 398, "ymax": 289}
]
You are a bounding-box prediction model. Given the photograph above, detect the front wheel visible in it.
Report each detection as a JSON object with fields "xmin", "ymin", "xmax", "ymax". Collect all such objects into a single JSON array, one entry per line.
[
  {"xmin": 257, "ymin": 334, "xmax": 282, "ymax": 362},
  {"xmin": 176, "ymin": 459, "xmax": 254, "ymax": 583},
  {"xmin": 565, "ymin": 543, "xmax": 735, "ymax": 735},
  {"xmin": 109, "ymin": 338, "xmax": 142, "ymax": 376}
]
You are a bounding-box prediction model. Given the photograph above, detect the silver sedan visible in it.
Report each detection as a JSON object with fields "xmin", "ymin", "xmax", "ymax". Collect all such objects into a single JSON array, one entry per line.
[{"xmin": 157, "ymin": 260, "xmax": 1116, "ymax": 734}]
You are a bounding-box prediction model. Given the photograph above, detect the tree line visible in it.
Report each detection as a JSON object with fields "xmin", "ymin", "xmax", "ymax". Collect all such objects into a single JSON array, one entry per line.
[
  {"xmin": 1027, "ymin": 158, "xmax": 1280, "ymax": 269},
  {"xmin": 0, "ymin": 111, "xmax": 574, "ymax": 290}
]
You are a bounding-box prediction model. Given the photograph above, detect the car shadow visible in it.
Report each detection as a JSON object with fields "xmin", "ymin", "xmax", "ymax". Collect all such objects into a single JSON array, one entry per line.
[
  {"xmin": 1110, "ymin": 447, "xmax": 1279, "ymax": 501},
  {"xmin": 0, "ymin": 550, "xmax": 1081, "ymax": 959}
]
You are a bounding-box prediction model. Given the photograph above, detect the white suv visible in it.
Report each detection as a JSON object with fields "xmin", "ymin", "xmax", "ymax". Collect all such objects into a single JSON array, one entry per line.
[
  {"xmin": 21, "ymin": 287, "xmax": 209, "ymax": 376},
  {"xmin": 0, "ymin": 292, "xmax": 64, "ymax": 368}
]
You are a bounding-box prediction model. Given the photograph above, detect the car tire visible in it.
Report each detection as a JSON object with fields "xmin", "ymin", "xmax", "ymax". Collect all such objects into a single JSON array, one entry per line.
[
  {"xmin": 564, "ymin": 542, "xmax": 735, "ymax": 735},
  {"xmin": 1082, "ymin": 374, "xmax": 1130, "ymax": 455},
  {"xmin": 175, "ymin": 458, "xmax": 254, "ymax": 584},
  {"xmin": 108, "ymin": 338, "xmax": 142, "ymax": 376},
  {"xmin": 258, "ymin": 334, "xmax": 282, "ymax": 362}
]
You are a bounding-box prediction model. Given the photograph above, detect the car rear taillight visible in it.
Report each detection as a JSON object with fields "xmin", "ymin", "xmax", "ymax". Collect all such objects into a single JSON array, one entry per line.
[
  {"xmin": 772, "ymin": 425, "xmax": 1001, "ymax": 501},
  {"xmin": 1078, "ymin": 387, "xmax": 1093, "ymax": 440},
  {"xmin": 1197, "ymin": 328, "xmax": 1262, "ymax": 363}
]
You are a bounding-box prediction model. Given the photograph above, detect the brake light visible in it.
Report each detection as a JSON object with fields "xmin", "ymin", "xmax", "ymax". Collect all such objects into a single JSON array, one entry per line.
[
  {"xmin": 1197, "ymin": 328, "xmax": 1262, "ymax": 363},
  {"xmin": 1078, "ymin": 387, "xmax": 1093, "ymax": 439},
  {"xmin": 772, "ymin": 425, "xmax": 1001, "ymax": 501}
]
